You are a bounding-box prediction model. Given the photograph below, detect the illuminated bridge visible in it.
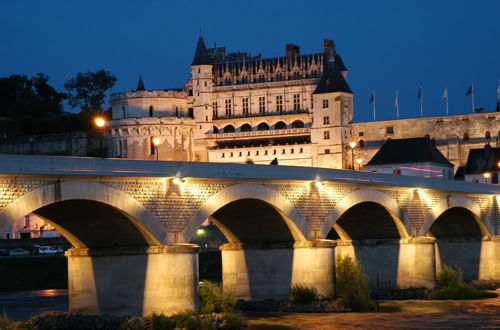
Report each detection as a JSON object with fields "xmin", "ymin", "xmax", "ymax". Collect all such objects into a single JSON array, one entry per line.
[{"xmin": 0, "ymin": 154, "xmax": 498, "ymax": 316}]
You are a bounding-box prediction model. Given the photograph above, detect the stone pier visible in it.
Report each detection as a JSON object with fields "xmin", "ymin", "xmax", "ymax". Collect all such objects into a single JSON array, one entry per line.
[{"xmin": 66, "ymin": 244, "xmax": 200, "ymax": 316}]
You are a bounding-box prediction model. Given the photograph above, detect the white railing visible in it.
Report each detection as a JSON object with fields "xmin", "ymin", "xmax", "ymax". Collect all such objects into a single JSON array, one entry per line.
[{"xmin": 206, "ymin": 127, "xmax": 310, "ymax": 139}]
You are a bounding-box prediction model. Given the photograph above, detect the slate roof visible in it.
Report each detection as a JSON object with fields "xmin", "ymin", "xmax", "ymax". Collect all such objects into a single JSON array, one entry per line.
[
  {"xmin": 136, "ymin": 75, "xmax": 145, "ymax": 91},
  {"xmin": 366, "ymin": 137, "xmax": 453, "ymax": 166},
  {"xmin": 463, "ymin": 145, "xmax": 500, "ymax": 174},
  {"xmin": 313, "ymin": 55, "xmax": 352, "ymax": 94},
  {"xmin": 192, "ymin": 36, "xmax": 210, "ymax": 66}
]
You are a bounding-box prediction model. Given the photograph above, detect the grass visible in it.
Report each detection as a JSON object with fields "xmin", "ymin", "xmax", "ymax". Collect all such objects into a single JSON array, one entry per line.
[
  {"xmin": 199, "ymin": 281, "xmax": 236, "ymax": 314},
  {"xmin": 289, "ymin": 285, "xmax": 317, "ymax": 304}
]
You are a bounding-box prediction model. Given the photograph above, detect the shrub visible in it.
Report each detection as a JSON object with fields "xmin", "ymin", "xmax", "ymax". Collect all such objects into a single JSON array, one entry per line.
[
  {"xmin": 432, "ymin": 286, "xmax": 498, "ymax": 300},
  {"xmin": 0, "ymin": 309, "xmax": 21, "ymax": 330},
  {"xmin": 199, "ymin": 281, "xmax": 236, "ymax": 314},
  {"xmin": 289, "ymin": 285, "xmax": 317, "ymax": 304},
  {"xmin": 335, "ymin": 255, "xmax": 376, "ymax": 311},
  {"xmin": 437, "ymin": 265, "xmax": 463, "ymax": 288},
  {"xmin": 222, "ymin": 313, "xmax": 246, "ymax": 330}
]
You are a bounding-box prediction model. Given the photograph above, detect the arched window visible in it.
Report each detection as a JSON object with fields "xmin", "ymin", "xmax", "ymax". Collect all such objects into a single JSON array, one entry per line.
[
  {"xmin": 359, "ymin": 139, "xmax": 365, "ymax": 148},
  {"xmin": 291, "ymin": 120, "xmax": 304, "ymax": 128},
  {"xmin": 485, "ymin": 131, "xmax": 491, "ymax": 139},
  {"xmin": 240, "ymin": 123, "xmax": 252, "ymax": 132},
  {"xmin": 213, "ymin": 126, "xmax": 219, "ymax": 134},
  {"xmin": 149, "ymin": 106, "xmax": 154, "ymax": 117},
  {"xmin": 223, "ymin": 125, "xmax": 235, "ymax": 133},
  {"xmin": 274, "ymin": 121, "xmax": 286, "ymax": 130},
  {"xmin": 463, "ymin": 132, "xmax": 469, "ymax": 141},
  {"xmin": 257, "ymin": 122, "xmax": 269, "ymax": 131},
  {"xmin": 425, "ymin": 134, "xmax": 430, "ymax": 138}
]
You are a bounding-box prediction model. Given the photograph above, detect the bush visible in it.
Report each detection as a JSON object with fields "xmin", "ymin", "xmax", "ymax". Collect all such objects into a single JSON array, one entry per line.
[
  {"xmin": 222, "ymin": 313, "xmax": 245, "ymax": 330},
  {"xmin": 335, "ymin": 255, "xmax": 376, "ymax": 311},
  {"xmin": 0, "ymin": 309, "xmax": 21, "ymax": 330},
  {"xmin": 437, "ymin": 265, "xmax": 463, "ymax": 288},
  {"xmin": 289, "ymin": 285, "xmax": 317, "ymax": 304},
  {"xmin": 199, "ymin": 281, "xmax": 236, "ymax": 314}
]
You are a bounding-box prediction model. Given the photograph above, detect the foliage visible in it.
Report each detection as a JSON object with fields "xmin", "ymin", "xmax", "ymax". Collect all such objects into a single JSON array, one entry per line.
[
  {"xmin": 0, "ymin": 73, "xmax": 65, "ymax": 118},
  {"xmin": 289, "ymin": 285, "xmax": 318, "ymax": 304},
  {"xmin": 334, "ymin": 255, "xmax": 376, "ymax": 311},
  {"xmin": 436, "ymin": 265, "xmax": 464, "ymax": 288},
  {"xmin": 0, "ymin": 309, "xmax": 23, "ymax": 330},
  {"xmin": 469, "ymin": 279, "xmax": 500, "ymax": 290},
  {"xmin": 64, "ymin": 69, "xmax": 117, "ymax": 112},
  {"xmin": 432, "ymin": 285, "xmax": 498, "ymax": 300},
  {"xmin": 199, "ymin": 281, "xmax": 236, "ymax": 314},
  {"xmin": 222, "ymin": 313, "xmax": 245, "ymax": 330}
]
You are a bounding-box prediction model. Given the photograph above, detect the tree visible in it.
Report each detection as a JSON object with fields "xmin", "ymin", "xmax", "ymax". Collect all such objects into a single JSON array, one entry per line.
[
  {"xmin": 0, "ymin": 73, "xmax": 64, "ymax": 117},
  {"xmin": 64, "ymin": 69, "xmax": 117, "ymax": 112}
]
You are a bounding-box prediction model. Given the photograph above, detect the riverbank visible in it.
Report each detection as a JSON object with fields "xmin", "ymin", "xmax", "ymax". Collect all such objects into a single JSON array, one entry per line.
[{"xmin": 245, "ymin": 289, "xmax": 500, "ymax": 329}]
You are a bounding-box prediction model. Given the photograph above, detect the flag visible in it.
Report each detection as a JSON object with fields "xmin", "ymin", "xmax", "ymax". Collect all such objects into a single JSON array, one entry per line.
[
  {"xmin": 369, "ymin": 91, "xmax": 375, "ymax": 102},
  {"xmin": 417, "ymin": 88, "xmax": 422, "ymax": 99},
  {"xmin": 395, "ymin": 91, "xmax": 399, "ymax": 108},
  {"xmin": 441, "ymin": 88, "xmax": 448, "ymax": 99},
  {"xmin": 465, "ymin": 85, "xmax": 473, "ymax": 96}
]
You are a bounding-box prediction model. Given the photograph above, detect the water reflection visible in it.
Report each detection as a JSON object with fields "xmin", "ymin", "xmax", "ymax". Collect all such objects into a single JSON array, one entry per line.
[{"xmin": 0, "ymin": 289, "xmax": 67, "ymax": 321}]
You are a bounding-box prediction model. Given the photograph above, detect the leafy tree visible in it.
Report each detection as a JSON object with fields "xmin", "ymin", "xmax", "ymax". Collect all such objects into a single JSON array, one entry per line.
[
  {"xmin": 0, "ymin": 73, "xmax": 64, "ymax": 117},
  {"xmin": 64, "ymin": 69, "xmax": 117, "ymax": 112}
]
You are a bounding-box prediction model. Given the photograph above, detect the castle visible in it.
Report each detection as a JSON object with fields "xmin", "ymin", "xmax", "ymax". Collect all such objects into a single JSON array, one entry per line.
[{"xmin": 108, "ymin": 36, "xmax": 500, "ymax": 172}]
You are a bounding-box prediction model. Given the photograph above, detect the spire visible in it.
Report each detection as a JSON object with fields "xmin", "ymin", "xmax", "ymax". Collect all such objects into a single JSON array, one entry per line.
[
  {"xmin": 313, "ymin": 60, "xmax": 352, "ymax": 94},
  {"xmin": 136, "ymin": 75, "xmax": 145, "ymax": 91},
  {"xmin": 191, "ymin": 35, "xmax": 210, "ymax": 66}
]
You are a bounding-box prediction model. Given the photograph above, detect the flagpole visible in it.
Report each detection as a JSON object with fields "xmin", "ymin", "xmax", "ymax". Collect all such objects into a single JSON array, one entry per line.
[
  {"xmin": 420, "ymin": 87, "xmax": 423, "ymax": 117},
  {"xmin": 373, "ymin": 91, "xmax": 376, "ymax": 120},
  {"xmin": 395, "ymin": 90, "xmax": 399, "ymax": 118},
  {"xmin": 445, "ymin": 93, "xmax": 449, "ymax": 115},
  {"xmin": 471, "ymin": 83, "xmax": 475, "ymax": 113}
]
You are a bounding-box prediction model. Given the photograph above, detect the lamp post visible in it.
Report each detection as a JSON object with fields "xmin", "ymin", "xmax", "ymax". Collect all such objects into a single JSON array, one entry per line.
[
  {"xmin": 483, "ymin": 172, "xmax": 491, "ymax": 184},
  {"xmin": 349, "ymin": 141, "xmax": 357, "ymax": 170},
  {"xmin": 356, "ymin": 158, "xmax": 363, "ymax": 171},
  {"xmin": 93, "ymin": 117, "xmax": 107, "ymax": 157},
  {"xmin": 152, "ymin": 137, "xmax": 160, "ymax": 160}
]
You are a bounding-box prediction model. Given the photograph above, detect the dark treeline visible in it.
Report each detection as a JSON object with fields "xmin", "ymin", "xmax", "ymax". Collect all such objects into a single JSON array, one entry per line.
[{"xmin": 0, "ymin": 70, "xmax": 116, "ymax": 138}]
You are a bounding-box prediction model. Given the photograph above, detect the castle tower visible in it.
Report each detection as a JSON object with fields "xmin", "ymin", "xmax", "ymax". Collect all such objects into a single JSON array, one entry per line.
[
  {"xmin": 311, "ymin": 45, "xmax": 354, "ymax": 169},
  {"xmin": 191, "ymin": 35, "xmax": 214, "ymax": 161}
]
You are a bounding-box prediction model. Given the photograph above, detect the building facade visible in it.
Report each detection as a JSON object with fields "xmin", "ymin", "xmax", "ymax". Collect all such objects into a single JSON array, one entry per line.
[{"xmin": 108, "ymin": 36, "xmax": 500, "ymax": 171}]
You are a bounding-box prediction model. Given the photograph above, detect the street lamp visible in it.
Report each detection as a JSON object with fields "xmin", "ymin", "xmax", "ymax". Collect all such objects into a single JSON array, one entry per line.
[
  {"xmin": 93, "ymin": 116, "xmax": 107, "ymax": 157},
  {"xmin": 483, "ymin": 172, "xmax": 491, "ymax": 183},
  {"xmin": 349, "ymin": 141, "xmax": 357, "ymax": 170},
  {"xmin": 356, "ymin": 158, "xmax": 363, "ymax": 171},
  {"xmin": 152, "ymin": 137, "xmax": 160, "ymax": 160}
]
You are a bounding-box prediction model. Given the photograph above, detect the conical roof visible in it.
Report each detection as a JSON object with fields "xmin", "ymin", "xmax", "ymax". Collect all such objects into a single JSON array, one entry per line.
[
  {"xmin": 192, "ymin": 36, "xmax": 210, "ymax": 65},
  {"xmin": 313, "ymin": 56, "xmax": 352, "ymax": 94},
  {"xmin": 136, "ymin": 75, "xmax": 145, "ymax": 91}
]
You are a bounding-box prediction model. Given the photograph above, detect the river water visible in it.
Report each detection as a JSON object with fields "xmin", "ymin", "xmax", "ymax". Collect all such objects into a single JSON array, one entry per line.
[{"xmin": 0, "ymin": 289, "xmax": 67, "ymax": 321}]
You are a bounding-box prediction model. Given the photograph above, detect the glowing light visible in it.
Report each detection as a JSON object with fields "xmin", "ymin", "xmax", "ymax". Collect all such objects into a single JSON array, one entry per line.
[
  {"xmin": 315, "ymin": 180, "xmax": 324, "ymax": 188},
  {"xmin": 497, "ymin": 161, "xmax": 500, "ymax": 168},
  {"xmin": 152, "ymin": 137, "xmax": 160, "ymax": 146},
  {"xmin": 94, "ymin": 117, "xmax": 106, "ymax": 128},
  {"xmin": 400, "ymin": 166, "xmax": 442, "ymax": 173},
  {"xmin": 349, "ymin": 141, "xmax": 357, "ymax": 149},
  {"xmin": 196, "ymin": 228, "xmax": 205, "ymax": 236},
  {"xmin": 483, "ymin": 172, "xmax": 491, "ymax": 179},
  {"xmin": 356, "ymin": 158, "xmax": 363, "ymax": 165},
  {"xmin": 417, "ymin": 188, "xmax": 425, "ymax": 194},
  {"xmin": 172, "ymin": 177, "xmax": 185, "ymax": 185}
]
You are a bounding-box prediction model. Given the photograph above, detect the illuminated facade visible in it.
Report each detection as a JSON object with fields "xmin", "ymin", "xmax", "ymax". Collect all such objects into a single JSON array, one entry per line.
[{"xmin": 108, "ymin": 36, "xmax": 500, "ymax": 171}]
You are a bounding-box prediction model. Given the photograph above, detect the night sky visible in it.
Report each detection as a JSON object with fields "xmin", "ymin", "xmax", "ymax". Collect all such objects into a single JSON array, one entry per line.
[{"xmin": 1, "ymin": 0, "xmax": 499, "ymax": 122}]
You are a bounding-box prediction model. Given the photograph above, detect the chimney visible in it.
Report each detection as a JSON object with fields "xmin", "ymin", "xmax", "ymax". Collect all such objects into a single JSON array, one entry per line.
[
  {"xmin": 323, "ymin": 39, "xmax": 335, "ymax": 58},
  {"xmin": 285, "ymin": 44, "xmax": 300, "ymax": 59}
]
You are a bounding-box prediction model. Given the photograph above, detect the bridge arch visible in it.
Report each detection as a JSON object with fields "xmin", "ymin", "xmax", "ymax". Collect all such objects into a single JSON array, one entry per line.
[
  {"xmin": 320, "ymin": 188, "xmax": 413, "ymax": 240},
  {"xmin": 421, "ymin": 195, "xmax": 493, "ymax": 236},
  {"xmin": 181, "ymin": 183, "xmax": 308, "ymax": 243},
  {"xmin": 0, "ymin": 181, "xmax": 167, "ymax": 247}
]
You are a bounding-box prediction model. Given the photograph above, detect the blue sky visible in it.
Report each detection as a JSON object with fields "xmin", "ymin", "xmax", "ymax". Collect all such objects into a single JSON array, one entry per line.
[{"xmin": 1, "ymin": 0, "xmax": 499, "ymax": 122}]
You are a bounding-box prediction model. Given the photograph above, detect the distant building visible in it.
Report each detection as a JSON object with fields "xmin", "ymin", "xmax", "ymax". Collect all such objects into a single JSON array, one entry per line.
[
  {"xmin": 363, "ymin": 137, "xmax": 454, "ymax": 179},
  {"xmin": 5, "ymin": 214, "xmax": 60, "ymax": 239},
  {"xmin": 462, "ymin": 145, "xmax": 500, "ymax": 184}
]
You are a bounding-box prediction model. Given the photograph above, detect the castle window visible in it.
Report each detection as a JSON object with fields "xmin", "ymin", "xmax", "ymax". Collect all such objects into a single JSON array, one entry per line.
[
  {"xmin": 324, "ymin": 131, "xmax": 330, "ymax": 139},
  {"xmin": 311, "ymin": 94, "xmax": 314, "ymax": 109},
  {"xmin": 325, "ymin": 149, "xmax": 330, "ymax": 154},
  {"xmin": 198, "ymin": 68, "xmax": 200, "ymax": 73},
  {"xmin": 276, "ymin": 95, "xmax": 283, "ymax": 112},
  {"xmin": 222, "ymin": 153, "xmax": 225, "ymax": 158},
  {"xmin": 485, "ymin": 131, "xmax": 491, "ymax": 139},
  {"xmin": 149, "ymin": 106, "xmax": 154, "ymax": 117},
  {"xmin": 150, "ymin": 137, "xmax": 156, "ymax": 155},
  {"xmin": 204, "ymin": 81, "xmax": 207, "ymax": 87},
  {"xmin": 175, "ymin": 106, "xmax": 179, "ymax": 117},
  {"xmin": 122, "ymin": 106, "xmax": 126, "ymax": 118},
  {"xmin": 322, "ymin": 99, "xmax": 329, "ymax": 108},
  {"xmin": 323, "ymin": 116, "xmax": 330, "ymax": 125},
  {"xmin": 213, "ymin": 102, "xmax": 218, "ymax": 118},
  {"xmin": 242, "ymin": 97, "xmax": 249, "ymax": 115},
  {"xmin": 239, "ymin": 152, "xmax": 242, "ymax": 157},
  {"xmin": 463, "ymin": 132, "xmax": 469, "ymax": 141},
  {"xmin": 188, "ymin": 90, "xmax": 193, "ymax": 96},
  {"xmin": 273, "ymin": 150, "xmax": 277, "ymax": 155},
  {"xmin": 359, "ymin": 139, "xmax": 365, "ymax": 148},
  {"xmin": 240, "ymin": 123, "xmax": 252, "ymax": 132},
  {"xmin": 188, "ymin": 108, "xmax": 194, "ymax": 118},
  {"xmin": 225, "ymin": 99, "xmax": 232, "ymax": 117},
  {"xmin": 213, "ymin": 126, "xmax": 219, "ymax": 133},
  {"xmin": 359, "ymin": 131, "xmax": 364, "ymax": 137},
  {"xmin": 275, "ymin": 121, "xmax": 286, "ymax": 130},
  {"xmin": 282, "ymin": 149, "xmax": 286, "ymax": 154},
  {"xmin": 230, "ymin": 152, "xmax": 233, "ymax": 157},
  {"xmin": 257, "ymin": 122, "xmax": 269, "ymax": 131},
  {"xmin": 248, "ymin": 151, "xmax": 251, "ymax": 156},
  {"xmin": 293, "ymin": 94, "xmax": 300, "ymax": 111},
  {"xmin": 256, "ymin": 151, "xmax": 259, "ymax": 156},
  {"xmin": 291, "ymin": 148, "xmax": 294, "ymax": 154},
  {"xmin": 386, "ymin": 127, "xmax": 394, "ymax": 134},
  {"xmin": 300, "ymin": 148, "xmax": 303, "ymax": 153},
  {"xmin": 291, "ymin": 120, "xmax": 304, "ymax": 128},
  {"xmin": 259, "ymin": 96, "xmax": 266, "ymax": 114},
  {"xmin": 223, "ymin": 125, "xmax": 235, "ymax": 133},
  {"xmin": 265, "ymin": 150, "xmax": 268, "ymax": 155}
]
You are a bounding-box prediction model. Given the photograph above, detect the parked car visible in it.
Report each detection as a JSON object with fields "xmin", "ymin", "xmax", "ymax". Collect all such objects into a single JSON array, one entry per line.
[
  {"xmin": 9, "ymin": 248, "xmax": 29, "ymax": 256},
  {"xmin": 38, "ymin": 246, "xmax": 58, "ymax": 255}
]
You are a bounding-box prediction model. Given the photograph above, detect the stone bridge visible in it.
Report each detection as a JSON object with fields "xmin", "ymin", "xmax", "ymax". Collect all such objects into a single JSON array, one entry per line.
[{"xmin": 0, "ymin": 154, "xmax": 498, "ymax": 316}]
